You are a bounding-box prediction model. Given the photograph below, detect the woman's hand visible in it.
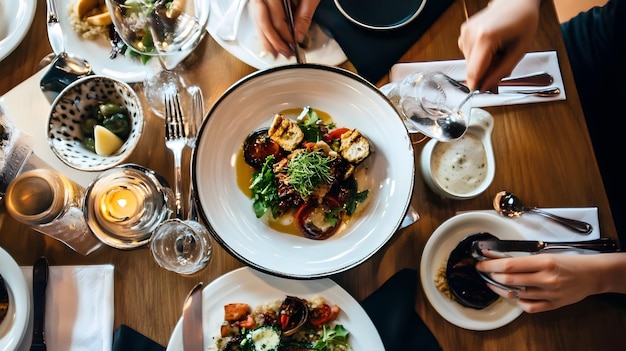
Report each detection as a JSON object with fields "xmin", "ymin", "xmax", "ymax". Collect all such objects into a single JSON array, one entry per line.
[
  {"xmin": 476, "ymin": 253, "xmax": 626, "ymax": 313},
  {"xmin": 457, "ymin": 0, "xmax": 541, "ymax": 91},
  {"xmin": 250, "ymin": 0, "xmax": 320, "ymax": 58}
]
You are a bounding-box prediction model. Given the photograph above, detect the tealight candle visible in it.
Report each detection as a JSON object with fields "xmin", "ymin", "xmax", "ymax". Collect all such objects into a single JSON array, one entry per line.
[{"xmin": 100, "ymin": 187, "xmax": 142, "ymax": 221}]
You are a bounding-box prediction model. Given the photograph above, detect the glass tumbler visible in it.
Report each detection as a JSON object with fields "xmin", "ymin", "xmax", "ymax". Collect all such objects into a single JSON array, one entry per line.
[
  {"xmin": 385, "ymin": 71, "xmax": 473, "ymax": 142},
  {"xmin": 83, "ymin": 164, "xmax": 175, "ymax": 249},
  {"xmin": 150, "ymin": 218, "xmax": 212, "ymax": 275}
]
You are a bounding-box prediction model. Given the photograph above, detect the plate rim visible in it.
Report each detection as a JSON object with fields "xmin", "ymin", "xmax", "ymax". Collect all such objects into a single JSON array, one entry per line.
[
  {"xmin": 165, "ymin": 266, "xmax": 385, "ymax": 350},
  {"xmin": 333, "ymin": 0, "xmax": 428, "ymax": 30},
  {"xmin": 419, "ymin": 211, "xmax": 525, "ymax": 330},
  {"xmin": 0, "ymin": 0, "xmax": 37, "ymax": 62},
  {"xmin": 192, "ymin": 63, "xmax": 415, "ymax": 279},
  {"xmin": 0, "ymin": 246, "xmax": 30, "ymax": 350}
]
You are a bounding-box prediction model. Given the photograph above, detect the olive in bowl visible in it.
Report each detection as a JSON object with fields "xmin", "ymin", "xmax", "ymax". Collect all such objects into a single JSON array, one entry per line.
[{"xmin": 47, "ymin": 75, "xmax": 144, "ymax": 172}]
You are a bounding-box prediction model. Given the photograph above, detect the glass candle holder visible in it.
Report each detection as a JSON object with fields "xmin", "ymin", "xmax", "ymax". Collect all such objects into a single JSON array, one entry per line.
[{"xmin": 83, "ymin": 164, "xmax": 175, "ymax": 249}]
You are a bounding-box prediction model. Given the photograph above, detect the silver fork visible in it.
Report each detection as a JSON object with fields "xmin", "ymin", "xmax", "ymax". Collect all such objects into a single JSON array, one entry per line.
[
  {"xmin": 186, "ymin": 86, "xmax": 204, "ymax": 220},
  {"xmin": 164, "ymin": 92, "xmax": 186, "ymax": 219}
]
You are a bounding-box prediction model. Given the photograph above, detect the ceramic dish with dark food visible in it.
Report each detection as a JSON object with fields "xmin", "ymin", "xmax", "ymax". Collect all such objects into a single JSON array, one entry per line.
[
  {"xmin": 192, "ymin": 64, "xmax": 414, "ymax": 278},
  {"xmin": 0, "ymin": 247, "xmax": 30, "ymax": 350},
  {"xmin": 242, "ymin": 107, "xmax": 371, "ymax": 240},
  {"xmin": 210, "ymin": 295, "xmax": 350, "ymax": 351},
  {"xmin": 420, "ymin": 212, "xmax": 524, "ymax": 330},
  {"xmin": 166, "ymin": 267, "xmax": 384, "ymax": 350}
]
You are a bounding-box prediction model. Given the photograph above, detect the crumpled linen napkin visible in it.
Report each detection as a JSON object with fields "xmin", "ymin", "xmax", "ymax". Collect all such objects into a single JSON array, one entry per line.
[
  {"xmin": 462, "ymin": 208, "xmax": 600, "ymax": 242},
  {"xmin": 361, "ymin": 268, "xmax": 441, "ymax": 351},
  {"xmin": 313, "ymin": 0, "xmax": 455, "ymax": 84},
  {"xmin": 390, "ymin": 51, "xmax": 567, "ymax": 107},
  {"xmin": 18, "ymin": 265, "xmax": 114, "ymax": 351}
]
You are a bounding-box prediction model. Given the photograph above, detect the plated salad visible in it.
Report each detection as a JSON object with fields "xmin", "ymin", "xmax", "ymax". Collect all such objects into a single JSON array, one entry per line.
[
  {"xmin": 241, "ymin": 107, "xmax": 371, "ymax": 240},
  {"xmin": 210, "ymin": 295, "xmax": 352, "ymax": 351}
]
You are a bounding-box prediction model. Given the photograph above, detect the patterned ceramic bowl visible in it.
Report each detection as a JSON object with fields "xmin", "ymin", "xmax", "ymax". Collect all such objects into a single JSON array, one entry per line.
[{"xmin": 47, "ymin": 75, "xmax": 144, "ymax": 172}]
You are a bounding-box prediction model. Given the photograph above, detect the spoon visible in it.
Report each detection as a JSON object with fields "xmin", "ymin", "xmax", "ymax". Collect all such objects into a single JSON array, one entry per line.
[{"xmin": 493, "ymin": 191, "xmax": 593, "ymax": 235}]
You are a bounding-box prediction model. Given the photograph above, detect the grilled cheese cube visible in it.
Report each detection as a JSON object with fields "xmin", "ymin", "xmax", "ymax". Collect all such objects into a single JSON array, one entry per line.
[
  {"xmin": 340, "ymin": 129, "xmax": 370, "ymax": 163},
  {"xmin": 268, "ymin": 114, "xmax": 303, "ymax": 151}
]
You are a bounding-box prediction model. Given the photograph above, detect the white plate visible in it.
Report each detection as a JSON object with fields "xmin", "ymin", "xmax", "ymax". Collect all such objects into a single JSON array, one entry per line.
[
  {"xmin": 166, "ymin": 266, "xmax": 384, "ymax": 350},
  {"xmin": 420, "ymin": 212, "xmax": 525, "ymax": 330},
  {"xmin": 207, "ymin": 0, "xmax": 347, "ymax": 69},
  {"xmin": 0, "ymin": 0, "xmax": 36, "ymax": 62},
  {"xmin": 192, "ymin": 64, "xmax": 415, "ymax": 278},
  {"xmin": 48, "ymin": 0, "xmax": 154, "ymax": 83},
  {"xmin": 0, "ymin": 247, "xmax": 30, "ymax": 350}
]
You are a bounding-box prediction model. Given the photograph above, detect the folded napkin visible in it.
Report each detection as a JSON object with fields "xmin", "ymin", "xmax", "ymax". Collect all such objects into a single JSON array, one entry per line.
[
  {"xmin": 313, "ymin": 0, "xmax": 455, "ymax": 84},
  {"xmin": 361, "ymin": 268, "xmax": 441, "ymax": 351},
  {"xmin": 390, "ymin": 51, "xmax": 567, "ymax": 107},
  {"xmin": 18, "ymin": 265, "xmax": 114, "ymax": 351},
  {"xmin": 462, "ymin": 208, "xmax": 600, "ymax": 242},
  {"xmin": 112, "ymin": 324, "xmax": 165, "ymax": 351}
]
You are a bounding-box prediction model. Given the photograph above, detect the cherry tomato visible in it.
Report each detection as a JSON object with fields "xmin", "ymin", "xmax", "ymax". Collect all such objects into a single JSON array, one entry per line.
[
  {"xmin": 295, "ymin": 196, "xmax": 343, "ymax": 240},
  {"xmin": 243, "ymin": 128, "xmax": 285, "ymax": 169},
  {"xmin": 323, "ymin": 127, "xmax": 350, "ymax": 143},
  {"xmin": 309, "ymin": 303, "xmax": 332, "ymax": 327}
]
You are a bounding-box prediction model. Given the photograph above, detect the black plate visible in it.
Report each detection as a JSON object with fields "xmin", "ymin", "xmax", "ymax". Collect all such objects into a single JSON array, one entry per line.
[{"xmin": 334, "ymin": 0, "xmax": 427, "ymax": 30}]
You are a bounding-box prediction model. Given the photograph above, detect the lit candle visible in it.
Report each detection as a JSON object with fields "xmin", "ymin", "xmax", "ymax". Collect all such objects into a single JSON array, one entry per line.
[{"xmin": 100, "ymin": 187, "xmax": 141, "ymax": 221}]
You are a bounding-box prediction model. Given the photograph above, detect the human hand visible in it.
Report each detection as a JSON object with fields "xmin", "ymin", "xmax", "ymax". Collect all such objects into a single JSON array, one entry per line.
[
  {"xmin": 457, "ymin": 0, "xmax": 541, "ymax": 91},
  {"xmin": 250, "ymin": 0, "xmax": 320, "ymax": 58},
  {"xmin": 476, "ymin": 254, "xmax": 604, "ymax": 313}
]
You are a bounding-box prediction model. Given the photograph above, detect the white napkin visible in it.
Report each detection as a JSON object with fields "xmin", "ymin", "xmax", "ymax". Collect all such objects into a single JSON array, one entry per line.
[
  {"xmin": 462, "ymin": 207, "xmax": 600, "ymax": 241},
  {"xmin": 389, "ymin": 51, "xmax": 566, "ymax": 107},
  {"xmin": 17, "ymin": 265, "xmax": 114, "ymax": 351}
]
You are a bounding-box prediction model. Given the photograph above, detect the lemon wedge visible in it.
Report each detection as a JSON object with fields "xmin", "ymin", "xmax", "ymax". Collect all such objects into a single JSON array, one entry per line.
[
  {"xmin": 74, "ymin": 0, "xmax": 101, "ymax": 19},
  {"xmin": 94, "ymin": 125, "xmax": 124, "ymax": 156}
]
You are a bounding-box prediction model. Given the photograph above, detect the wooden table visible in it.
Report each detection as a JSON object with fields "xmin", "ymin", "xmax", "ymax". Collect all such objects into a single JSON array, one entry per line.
[{"xmin": 1, "ymin": 0, "xmax": 624, "ymax": 349}]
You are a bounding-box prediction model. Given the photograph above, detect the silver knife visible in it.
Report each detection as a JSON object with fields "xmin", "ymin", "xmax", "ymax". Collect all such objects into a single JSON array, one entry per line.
[
  {"xmin": 46, "ymin": 0, "xmax": 64, "ymax": 54},
  {"xmin": 182, "ymin": 283, "xmax": 204, "ymax": 351},
  {"xmin": 30, "ymin": 257, "xmax": 49, "ymax": 351},
  {"xmin": 473, "ymin": 237, "xmax": 618, "ymax": 258}
]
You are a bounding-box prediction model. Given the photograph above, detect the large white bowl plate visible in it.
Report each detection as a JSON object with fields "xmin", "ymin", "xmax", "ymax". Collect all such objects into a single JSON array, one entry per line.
[
  {"xmin": 420, "ymin": 212, "xmax": 525, "ymax": 330},
  {"xmin": 193, "ymin": 64, "xmax": 415, "ymax": 278},
  {"xmin": 0, "ymin": 247, "xmax": 30, "ymax": 350},
  {"xmin": 166, "ymin": 267, "xmax": 384, "ymax": 350},
  {"xmin": 0, "ymin": 0, "xmax": 36, "ymax": 62}
]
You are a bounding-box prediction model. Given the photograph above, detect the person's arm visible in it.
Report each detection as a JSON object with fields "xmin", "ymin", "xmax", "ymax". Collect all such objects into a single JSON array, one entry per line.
[
  {"xmin": 250, "ymin": 0, "xmax": 320, "ymax": 58},
  {"xmin": 457, "ymin": 0, "xmax": 542, "ymax": 92},
  {"xmin": 476, "ymin": 252, "xmax": 626, "ymax": 313}
]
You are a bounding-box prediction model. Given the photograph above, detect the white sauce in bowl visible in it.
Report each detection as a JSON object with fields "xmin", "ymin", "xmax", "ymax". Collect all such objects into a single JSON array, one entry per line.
[{"xmin": 430, "ymin": 133, "xmax": 487, "ymax": 195}]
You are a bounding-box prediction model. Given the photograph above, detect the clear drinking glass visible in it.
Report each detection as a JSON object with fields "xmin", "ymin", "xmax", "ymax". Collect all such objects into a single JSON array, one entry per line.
[
  {"xmin": 150, "ymin": 218, "xmax": 212, "ymax": 275},
  {"xmin": 384, "ymin": 71, "xmax": 473, "ymax": 142},
  {"xmin": 83, "ymin": 164, "xmax": 176, "ymax": 249},
  {"xmin": 105, "ymin": 0, "xmax": 210, "ymax": 116}
]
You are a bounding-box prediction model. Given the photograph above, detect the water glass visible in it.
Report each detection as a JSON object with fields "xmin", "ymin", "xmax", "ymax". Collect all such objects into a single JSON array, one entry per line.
[
  {"xmin": 150, "ymin": 218, "xmax": 212, "ymax": 275},
  {"xmin": 385, "ymin": 71, "xmax": 473, "ymax": 142},
  {"xmin": 83, "ymin": 164, "xmax": 176, "ymax": 249}
]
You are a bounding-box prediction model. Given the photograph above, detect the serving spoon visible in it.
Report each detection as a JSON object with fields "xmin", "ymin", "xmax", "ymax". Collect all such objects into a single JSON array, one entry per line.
[{"xmin": 493, "ymin": 191, "xmax": 593, "ymax": 235}]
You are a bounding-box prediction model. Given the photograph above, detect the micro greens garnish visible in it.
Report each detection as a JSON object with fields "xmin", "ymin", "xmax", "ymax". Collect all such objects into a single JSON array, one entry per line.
[
  {"xmin": 312, "ymin": 324, "xmax": 353, "ymax": 351},
  {"xmin": 287, "ymin": 150, "xmax": 334, "ymax": 198}
]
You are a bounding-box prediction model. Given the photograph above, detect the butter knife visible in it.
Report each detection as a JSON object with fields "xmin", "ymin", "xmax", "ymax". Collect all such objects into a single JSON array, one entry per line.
[
  {"xmin": 182, "ymin": 282, "xmax": 204, "ymax": 351},
  {"xmin": 472, "ymin": 237, "xmax": 618, "ymax": 259},
  {"xmin": 30, "ymin": 257, "xmax": 49, "ymax": 351},
  {"xmin": 46, "ymin": 0, "xmax": 64, "ymax": 54}
]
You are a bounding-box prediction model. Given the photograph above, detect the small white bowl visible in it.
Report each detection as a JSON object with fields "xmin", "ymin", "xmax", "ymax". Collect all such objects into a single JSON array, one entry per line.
[
  {"xmin": 47, "ymin": 75, "xmax": 144, "ymax": 172},
  {"xmin": 420, "ymin": 108, "xmax": 495, "ymax": 200}
]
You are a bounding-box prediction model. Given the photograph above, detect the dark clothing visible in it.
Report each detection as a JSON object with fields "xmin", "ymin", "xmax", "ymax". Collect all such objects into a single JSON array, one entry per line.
[{"xmin": 561, "ymin": 0, "xmax": 626, "ymax": 245}]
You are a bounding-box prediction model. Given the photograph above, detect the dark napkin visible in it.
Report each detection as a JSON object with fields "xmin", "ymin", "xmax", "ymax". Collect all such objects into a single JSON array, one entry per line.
[
  {"xmin": 361, "ymin": 268, "xmax": 441, "ymax": 351},
  {"xmin": 313, "ymin": 0, "xmax": 456, "ymax": 84},
  {"xmin": 112, "ymin": 324, "xmax": 166, "ymax": 351}
]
